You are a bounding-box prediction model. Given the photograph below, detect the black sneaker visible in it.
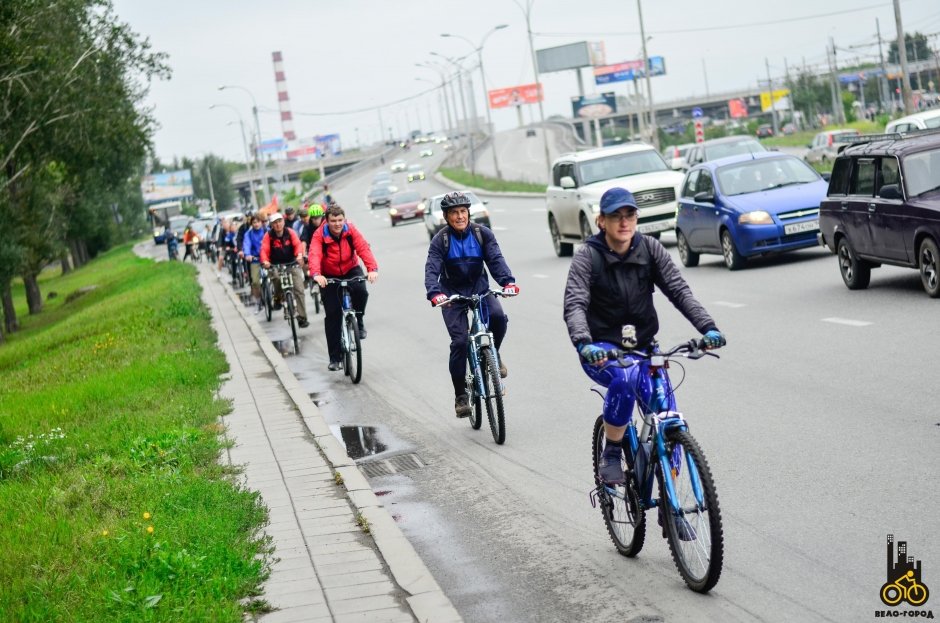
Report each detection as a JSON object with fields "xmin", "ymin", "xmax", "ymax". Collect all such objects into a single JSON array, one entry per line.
[
  {"xmin": 498, "ymin": 357, "xmax": 507, "ymax": 379},
  {"xmin": 598, "ymin": 452, "xmax": 626, "ymax": 485},
  {"xmin": 297, "ymin": 317, "xmax": 309, "ymax": 328},
  {"xmin": 328, "ymin": 361, "xmax": 343, "ymax": 371},
  {"xmin": 454, "ymin": 394, "xmax": 471, "ymax": 418},
  {"xmin": 358, "ymin": 321, "xmax": 367, "ymax": 339}
]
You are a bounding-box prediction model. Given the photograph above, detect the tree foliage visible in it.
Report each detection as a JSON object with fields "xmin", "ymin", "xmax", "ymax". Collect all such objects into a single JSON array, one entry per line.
[
  {"xmin": 888, "ymin": 33, "xmax": 931, "ymax": 65},
  {"xmin": 0, "ymin": 0, "xmax": 168, "ymax": 332}
]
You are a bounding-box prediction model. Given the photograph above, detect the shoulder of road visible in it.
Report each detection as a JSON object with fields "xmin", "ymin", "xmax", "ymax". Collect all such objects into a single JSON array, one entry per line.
[{"xmin": 433, "ymin": 171, "xmax": 545, "ymax": 199}]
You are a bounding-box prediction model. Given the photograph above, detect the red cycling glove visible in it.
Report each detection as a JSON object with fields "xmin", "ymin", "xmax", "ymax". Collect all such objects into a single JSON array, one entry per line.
[
  {"xmin": 430, "ymin": 293, "xmax": 448, "ymax": 307},
  {"xmin": 502, "ymin": 283, "xmax": 520, "ymax": 296}
]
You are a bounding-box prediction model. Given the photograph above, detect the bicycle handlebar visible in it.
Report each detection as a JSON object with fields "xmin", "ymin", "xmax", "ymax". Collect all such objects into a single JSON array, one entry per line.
[
  {"xmin": 438, "ymin": 289, "xmax": 517, "ymax": 307},
  {"xmin": 324, "ymin": 276, "xmax": 368, "ymax": 285},
  {"xmin": 604, "ymin": 338, "xmax": 719, "ymax": 368}
]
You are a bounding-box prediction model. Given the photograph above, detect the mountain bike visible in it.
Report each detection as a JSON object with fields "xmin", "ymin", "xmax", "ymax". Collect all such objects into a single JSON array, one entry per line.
[
  {"xmin": 440, "ymin": 290, "xmax": 515, "ymax": 444},
  {"xmin": 259, "ymin": 266, "xmax": 273, "ymax": 321},
  {"xmin": 325, "ymin": 276, "xmax": 367, "ymax": 384},
  {"xmin": 272, "ymin": 263, "xmax": 300, "ymax": 355},
  {"xmin": 233, "ymin": 257, "xmax": 247, "ymax": 289},
  {"xmin": 309, "ymin": 280, "xmax": 322, "ymax": 315},
  {"xmin": 588, "ymin": 338, "xmax": 724, "ymax": 593}
]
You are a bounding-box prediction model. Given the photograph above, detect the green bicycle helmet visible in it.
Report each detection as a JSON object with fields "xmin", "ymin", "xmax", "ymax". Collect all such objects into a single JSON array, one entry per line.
[{"xmin": 307, "ymin": 203, "xmax": 325, "ymax": 218}]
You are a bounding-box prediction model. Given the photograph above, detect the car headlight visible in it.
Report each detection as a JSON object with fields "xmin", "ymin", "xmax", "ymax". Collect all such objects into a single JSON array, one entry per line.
[
  {"xmin": 389, "ymin": 208, "xmax": 398, "ymax": 216},
  {"xmin": 738, "ymin": 211, "xmax": 774, "ymax": 225}
]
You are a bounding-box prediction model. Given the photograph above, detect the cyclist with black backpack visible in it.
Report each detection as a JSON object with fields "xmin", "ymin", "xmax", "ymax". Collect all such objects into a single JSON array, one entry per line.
[
  {"xmin": 562, "ymin": 187, "xmax": 725, "ymax": 484},
  {"xmin": 308, "ymin": 204, "xmax": 378, "ymax": 371},
  {"xmin": 424, "ymin": 191, "xmax": 520, "ymax": 417}
]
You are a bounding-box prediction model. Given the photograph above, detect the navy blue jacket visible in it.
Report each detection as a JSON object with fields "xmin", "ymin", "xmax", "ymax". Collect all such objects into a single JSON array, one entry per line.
[{"xmin": 424, "ymin": 224, "xmax": 514, "ymax": 298}]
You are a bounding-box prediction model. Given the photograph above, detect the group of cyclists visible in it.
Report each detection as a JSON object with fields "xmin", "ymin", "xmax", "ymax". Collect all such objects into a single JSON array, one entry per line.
[{"xmin": 212, "ymin": 181, "xmax": 727, "ymax": 487}]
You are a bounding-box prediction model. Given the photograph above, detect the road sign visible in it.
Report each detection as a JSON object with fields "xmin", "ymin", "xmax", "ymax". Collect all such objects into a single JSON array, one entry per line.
[
  {"xmin": 692, "ymin": 107, "xmax": 703, "ymax": 119},
  {"xmin": 694, "ymin": 120, "xmax": 704, "ymax": 143}
]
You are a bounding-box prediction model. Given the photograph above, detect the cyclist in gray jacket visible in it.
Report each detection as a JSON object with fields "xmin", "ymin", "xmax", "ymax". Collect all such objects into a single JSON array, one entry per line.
[{"xmin": 563, "ymin": 187, "xmax": 725, "ymax": 484}]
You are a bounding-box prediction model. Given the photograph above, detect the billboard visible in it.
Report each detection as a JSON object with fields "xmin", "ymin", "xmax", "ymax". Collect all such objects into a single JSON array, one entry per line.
[
  {"xmin": 728, "ymin": 98, "xmax": 749, "ymax": 119},
  {"xmin": 593, "ymin": 57, "xmax": 666, "ymax": 85},
  {"xmin": 258, "ymin": 138, "xmax": 287, "ymax": 154},
  {"xmin": 760, "ymin": 89, "xmax": 790, "ymax": 113},
  {"xmin": 488, "ymin": 83, "xmax": 543, "ymax": 109},
  {"xmin": 571, "ymin": 92, "xmax": 617, "ymax": 118},
  {"xmin": 537, "ymin": 41, "xmax": 592, "ymax": 74},
  {"xmin": 141, "ymin": 169, "xmax": 193, "ymax": 205}
]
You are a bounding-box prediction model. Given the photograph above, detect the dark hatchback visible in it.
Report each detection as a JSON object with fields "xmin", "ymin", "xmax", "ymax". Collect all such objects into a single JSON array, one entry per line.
[{"xmin": 818, "ymin": 130, "xmax": 940, "ymax": 297}]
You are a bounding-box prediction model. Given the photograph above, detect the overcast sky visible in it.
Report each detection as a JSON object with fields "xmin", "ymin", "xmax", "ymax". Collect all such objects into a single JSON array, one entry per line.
[{"xmin": 111, "ymin": 0, "xmax": 940, "ymax": 163}]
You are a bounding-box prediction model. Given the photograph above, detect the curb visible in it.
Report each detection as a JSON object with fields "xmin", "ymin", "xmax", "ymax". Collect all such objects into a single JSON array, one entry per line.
[
  {"xmin": 213, "ymin": 269, "xmax": 462, "ymax": 623},
  {"xmin": 433, "ymin": 171, "xmax": 546, "ymax": 199}
]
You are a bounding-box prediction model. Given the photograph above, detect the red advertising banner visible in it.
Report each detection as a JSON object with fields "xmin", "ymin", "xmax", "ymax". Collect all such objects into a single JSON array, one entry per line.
[
  {"xmin": 728, "ymin": 98, "xmax": 748, "ymax": 119},
  {"xmin": 488, "ymin": 83, "xmax": 543, "ymax": 109}
]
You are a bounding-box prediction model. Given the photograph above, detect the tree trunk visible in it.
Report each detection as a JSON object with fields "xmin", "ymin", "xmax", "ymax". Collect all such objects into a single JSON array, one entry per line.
[
  {"xmin": 2, "ymin": 283, "xmax": 19, "ymax": 333},
  {"xmin": 79, "ymin": 240, "xmax": 89, "ymax": 264},
  {"xmin": 23, "ymin": 272, "xmax": 43, "ymax": 314},
  {"xmin": 60, "ymin": 249, "xmax": 72, "ymax": 274},
  {"xmin": 69, "ymin": 240, "xmax": 82, "ymax": 268}
]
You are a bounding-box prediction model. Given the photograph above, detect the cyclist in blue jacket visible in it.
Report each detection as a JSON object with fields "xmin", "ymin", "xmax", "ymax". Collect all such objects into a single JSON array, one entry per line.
[
  {"xmin": 563, "ymin": 187, "xmax": 725, "ymax": 484},
  {"xmin": 424, "ymin": 191, "xmax": 519, "ymax": 417},
  {"xmin": 242, "ymin": 214, "xmax": 266, "ymax": 306}
]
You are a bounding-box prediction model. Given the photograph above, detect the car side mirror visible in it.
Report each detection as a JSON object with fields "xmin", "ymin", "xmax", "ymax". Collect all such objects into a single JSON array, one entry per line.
[
  {"xmin": 483, "ymin": 200, "xmax": 489, "ymax": 205},
  {"xmin": 821, "ymin": 172, "xmax": 831, "ymax": 182},
  {"xmin": 560, "ymin": 176, "xmax": 576, "ymax": 189},
  {"xmin": 693, "ymin": 191, "xmax": 714, "ymax": 204},
  {"xmin": 878, "ymin": 184, "xmax": 902, "ymax": 200}
]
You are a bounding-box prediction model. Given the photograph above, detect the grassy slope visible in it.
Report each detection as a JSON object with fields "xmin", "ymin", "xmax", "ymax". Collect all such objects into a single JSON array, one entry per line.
[
  {"xmin": 0, "ymin": 246, "xmax": 270, "ymax": 622},
  {"xmin": 439, "ymin": 167, "xmax": 547, "ymax": 193}
]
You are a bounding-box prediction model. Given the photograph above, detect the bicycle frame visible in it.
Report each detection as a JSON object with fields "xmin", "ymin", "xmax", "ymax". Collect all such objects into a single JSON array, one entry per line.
[
  {"xmin": 325, "ymin": 277, "xmax": 367, "ymax": 352},
  {"xmin": 464, "ymin": 296, "xmax": 498, "ymax": 402},
  {"xmin": 598, "ymin": 344, "xmax": 709, "ymax": 517}
]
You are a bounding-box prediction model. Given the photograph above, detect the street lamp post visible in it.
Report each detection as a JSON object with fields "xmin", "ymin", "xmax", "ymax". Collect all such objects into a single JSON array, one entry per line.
[
  {"xmin": 417, "ymin": 62, "xmax": 455, "ymax": 136},
  {"xmin": 636, "ymin": 0, "xmax": 659, "ymax": 149},
  {"xmin": 218, "ymin": 85, "xmax": 271, "ymax": 203},
  {"xmin": 514, "ymin": 0, "xmax": 552, "ymax": 176},
  {"xmin": 432, "ymin": 52, "xmax": 477, "ymax": 175},
  {"xmin": 209, "ymin": 103, "xmax": 259, "ymax": 211},
  {"xmin": 416, "ymin": 77, "xmax": 446, "ymax": 134},
  {"xmin": 441, "ymin": 24, "xmax": 508, "ymax": 180}
]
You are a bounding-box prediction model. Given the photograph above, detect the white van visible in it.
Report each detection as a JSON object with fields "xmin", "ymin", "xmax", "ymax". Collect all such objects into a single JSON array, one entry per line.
[{"xmin": 885, "ymin": 109, "xmax": 940, "ymax": 134}]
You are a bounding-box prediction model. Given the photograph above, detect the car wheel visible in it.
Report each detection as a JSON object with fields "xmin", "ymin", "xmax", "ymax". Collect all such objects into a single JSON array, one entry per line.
[
  {"xmin": 677, "ymin": 230, "xmax": 699, "ymax": 267},
  {"xmin": 720, "ymin": 229, "xmax": 746, "ymax": 271},
  {"xmin": 918, "ymin": 237, "xmax": 940, "ymax": 298},
  {"xmin": 579, "ymin": 213, "xmax": 593, "ymax": 242},
  {"xmin": 837, "ymin": 237, "xmax": 871, "ymax": 290},
  {"xmin": 549, "ymin": 214, "xmax": 572, "ymax": 257},
  {"xmin": 391, "ymin": 219, "xmax": 397, "ymax": 228}
]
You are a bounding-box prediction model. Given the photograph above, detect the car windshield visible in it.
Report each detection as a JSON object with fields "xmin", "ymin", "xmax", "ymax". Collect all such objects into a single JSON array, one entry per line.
[
  {"xmin": 904, "ymin": 148, "xmax": 940, "ymax": 196},
  {"xmin": 717, "ymin": 157, "xmax": 820, "ymax": 196},
  {"xmin": 392, "ymin": 191, "xmax": 421, "ymax": 205},
  {"xmin": 924, "ymin": 116, "xmax": 940, "ymax": 129},
  {"xmin": 370, "ymin": 187, "xmax": 391, "ymax": 197},
  {"xmin": 578, "ymin": 150, "xmax": 668, "ymax": 185},
  {"xmin": 706, "ymin": 139, "xmax": 766, "ymax": 160}
]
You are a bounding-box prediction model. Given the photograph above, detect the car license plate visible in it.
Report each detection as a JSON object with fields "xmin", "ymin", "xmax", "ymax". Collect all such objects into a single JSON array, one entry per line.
[
  {"xmin": 637, "ymin": 219, "xmax": 674, "ymax": 234},
  {"xmin": 784, "ymin": 220, "xmax": 818, "ymax": 235}
]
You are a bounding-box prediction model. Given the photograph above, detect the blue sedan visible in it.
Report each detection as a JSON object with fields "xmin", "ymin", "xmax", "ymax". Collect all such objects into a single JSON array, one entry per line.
[{"xmin": 675, "ymin": 152, "xmax": 829, "ymax": 270}]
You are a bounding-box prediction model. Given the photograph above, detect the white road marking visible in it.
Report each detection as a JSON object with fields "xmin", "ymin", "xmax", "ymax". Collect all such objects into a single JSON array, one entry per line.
[
  {"xmin": 492, "ymin": 226, "xmax": 508, "ymax": 231},
  {"xmin": 822, "ymin": 317, "xmax": 873, "ymax": 327},
  {"xmin": 714, "ymin": 301, "xmax": 747, "ymax": 308},
  {"xmin": 532, "ymin": 274, "xmax": 549, "ymax": 279}
]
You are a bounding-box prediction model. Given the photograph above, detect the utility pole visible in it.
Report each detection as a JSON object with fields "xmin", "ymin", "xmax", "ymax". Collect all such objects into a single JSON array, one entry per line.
[
  {"xmin": 518, "ymin": 0, "xmax": 552, "ymax": 175},
  {"xmin": 637, "ymin": 0, "xmax": 658, "ymax": 149},
  {"xmin": 204, "ymin": 158, "xmax": 216, "ymax": 214},
  {"xmin": 877, "ymin": 18, "xmax": 890, "ymax": 113},
  {"xmin": 765, "ymin": 58, "xmax": 779, "ymax": 135},
  {"xmin": 827, "ymin": 38, "xmax": 844, "ymax": 124},
  {"xmin": 702, "ymin": 58, "xmax": 710, "ymax": 97},
  {"xmin": 893, "ymin": 0, "xmax": 915, "ymax": 114}
]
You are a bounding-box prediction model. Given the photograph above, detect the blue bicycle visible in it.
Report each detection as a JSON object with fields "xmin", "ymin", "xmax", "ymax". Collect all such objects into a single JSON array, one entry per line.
[{"xmin": 589, "ymin": 338, "xmax": 724, "ymax": 593}]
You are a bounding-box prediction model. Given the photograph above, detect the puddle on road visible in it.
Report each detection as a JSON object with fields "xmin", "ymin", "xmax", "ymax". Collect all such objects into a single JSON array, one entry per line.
[
  {"xmin": 271, "ymin": 339, "xmax": 301, "ymax": 357},
  {"xmin": 337, "ymin": 425, "xmax": 388, "ymax": 459}
]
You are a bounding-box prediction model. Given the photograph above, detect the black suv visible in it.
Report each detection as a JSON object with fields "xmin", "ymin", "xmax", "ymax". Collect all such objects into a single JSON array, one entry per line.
[{"xmin": 817, "ymin": 130, "xmax": 940, "ymax": 297}]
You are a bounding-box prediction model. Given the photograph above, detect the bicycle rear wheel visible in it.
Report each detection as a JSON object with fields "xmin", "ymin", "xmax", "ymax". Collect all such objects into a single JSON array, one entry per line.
[
  {"xmin": 659, "ymin": 429, "xmax": 723, "ymax": 593},
  {"xmin": 286, "ymin": 293, "xmax": 299, "ymax": 355},
  {"xmin": 480, "ymin": 347, "xmax": 505, "ymax": 444},
  {"xmin": 592, "ymin": 415, "xmax": 646, "ymax": 557},
  {"xmin": 345, "ymin": 314, "xmax": 362, "ymax": 384}
]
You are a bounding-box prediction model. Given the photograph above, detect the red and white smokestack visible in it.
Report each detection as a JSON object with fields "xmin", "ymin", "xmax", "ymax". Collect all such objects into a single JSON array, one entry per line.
[{"xmin": 272, "ymin": 51, "xmax": 296, "ymax": 142}]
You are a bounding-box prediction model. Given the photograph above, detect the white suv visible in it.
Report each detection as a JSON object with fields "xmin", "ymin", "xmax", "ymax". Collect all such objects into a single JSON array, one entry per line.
[{"xmin": 546, "ymin": 143, "xmax": 684, "ymax": 256}]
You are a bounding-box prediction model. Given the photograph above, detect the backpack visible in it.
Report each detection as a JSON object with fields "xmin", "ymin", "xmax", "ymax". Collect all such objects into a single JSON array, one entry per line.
[{"xmin": 440, "ymin": 224, "xmax": 484, "ymax": 255}]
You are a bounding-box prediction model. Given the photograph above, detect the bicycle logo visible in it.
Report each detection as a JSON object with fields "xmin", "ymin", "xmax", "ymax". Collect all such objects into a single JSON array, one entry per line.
[{"xmin": 881, "ymin": 534, "xmax": 930, "ymax": 607}]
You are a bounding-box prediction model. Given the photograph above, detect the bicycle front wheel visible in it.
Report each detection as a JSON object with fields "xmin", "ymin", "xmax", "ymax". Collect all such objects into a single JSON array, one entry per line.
[
  {"xmin": 263, "ymin": 280, "xmax": 273, "ymax": 321},
  {"xmin": 592, "ymin": 415, "xmax": 646, "ymax": 557},
  {"xmin": 312, "ymin": 285, "xmax": 321, "ymax": 315},
  {"xmin": 286, "ymin": 293, "xmax": 299, "ymax": 355},
  {"xmin": 465, "ymin": 367, "xmax": 482, "ymax": 430},
  {"xmin": 345, "ymin": 314, "xmax": 362, "ymax": 384},
  {"xmin": 660, "ymin": 429, "xmax": 724, "ymax": 593},
  {"xmin": 480, "ymin": 347, "xmax": 505, "ymax": 444}
]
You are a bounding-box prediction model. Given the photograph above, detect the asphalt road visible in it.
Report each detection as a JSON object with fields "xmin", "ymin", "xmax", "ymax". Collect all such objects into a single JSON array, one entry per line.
[{"xmin": 195, "ymin": 145, "xmax": 937, "ymax": 623}]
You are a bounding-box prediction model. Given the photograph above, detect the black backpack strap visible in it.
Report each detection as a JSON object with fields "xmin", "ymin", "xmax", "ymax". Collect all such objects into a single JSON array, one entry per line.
[
  {"xmin": 441, "ymin": 228, "xmax": 449, "ymax": 254},
  {"xmin": 588, "ymin": 244, "xmax": 604, "ymax": 285},
  {"xmin": 472, "ymin": 224, "xmax": 483, "ymax": 247}
]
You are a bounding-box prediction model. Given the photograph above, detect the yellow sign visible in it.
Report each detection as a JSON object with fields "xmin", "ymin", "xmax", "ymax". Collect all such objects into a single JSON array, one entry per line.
[{"xmin": 760, "ymin": 89, "xmax": 790, "ymax": 113}]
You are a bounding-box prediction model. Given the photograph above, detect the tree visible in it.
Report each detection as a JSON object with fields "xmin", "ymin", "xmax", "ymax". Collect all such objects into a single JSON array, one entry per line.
[{"xmin": 888, "ymin": 32, "xmax": 931, "ymax": 66}]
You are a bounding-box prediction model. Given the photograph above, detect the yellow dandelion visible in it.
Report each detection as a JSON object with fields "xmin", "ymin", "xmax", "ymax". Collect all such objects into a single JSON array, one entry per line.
[
  {"xmin": 146, "ymin": 525, "xmax": 154, "ymax": 534},
  {"xmin": 142, "ymin": 512, "xmax": 151, "ymax": 520},
  {"xmin": 101, "ymin": 530, "xmax": 109, "ymax": 537}
]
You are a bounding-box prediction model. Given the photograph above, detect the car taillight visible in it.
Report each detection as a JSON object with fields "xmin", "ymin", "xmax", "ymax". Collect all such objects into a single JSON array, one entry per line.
[{"xmin": 827, "ymin": 134, "xmax": 833, "ymax": 147}]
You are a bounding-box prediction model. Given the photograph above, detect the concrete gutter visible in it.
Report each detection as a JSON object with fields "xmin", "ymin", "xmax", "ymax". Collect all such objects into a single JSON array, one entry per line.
[{"xmin": 216, "ymin": 275, "xmax": 462, "ymax": 623}]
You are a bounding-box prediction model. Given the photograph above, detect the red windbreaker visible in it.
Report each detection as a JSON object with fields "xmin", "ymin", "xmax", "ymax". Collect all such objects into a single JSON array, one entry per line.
[
  {"xmin": 260, "ymin": 227, "xmax": 303, "ymax": 265},
  {"xmin": 308, "ymin": 221, "xmax": 378, "ymax": 277}
]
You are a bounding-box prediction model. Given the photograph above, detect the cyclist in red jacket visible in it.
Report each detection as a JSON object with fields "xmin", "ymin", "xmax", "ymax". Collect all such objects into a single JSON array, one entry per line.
[
  {"xmin": 308, "ymin": 204, "xmax": 378, "ymax": 371},
  {"xmin": 261, "ymin": 212, "xmax": 308, "ymax": 328}
]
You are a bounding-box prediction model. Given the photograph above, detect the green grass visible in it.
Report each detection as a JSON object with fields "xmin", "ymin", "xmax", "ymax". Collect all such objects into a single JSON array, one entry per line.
[
  {"xmin": 761, "ymin": 120, "xmax": 886, "ymax": 148},
  {"xmin": 439, "ymin": 167, "xmax": 546, "ymax": 193},
  {"xmin": 0, "ymin": 245, "xmax": 271, "ymax": 622}
]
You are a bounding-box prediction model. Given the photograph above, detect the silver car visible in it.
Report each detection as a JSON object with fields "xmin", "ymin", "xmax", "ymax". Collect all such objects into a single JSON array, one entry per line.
[
  {"xmin": 804, "ymin": 129, "xmax": 861, "ymax": 165},
  {"xmin": 422, "ymin": 191, "xmax": 492, "ymax": 240}
]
